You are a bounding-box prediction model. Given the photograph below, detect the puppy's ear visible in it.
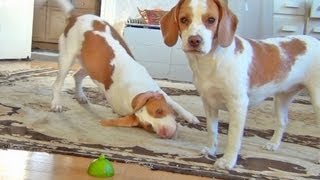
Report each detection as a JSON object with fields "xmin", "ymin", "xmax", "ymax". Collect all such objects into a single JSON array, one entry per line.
[
  {"xmin": 215, "ymin": 0, "xmax": 238, "ymax": 47},
  {"xmin": 131, "ymin": 92, "xmax": 155, "ymax": 112},
  {"xmin": 100, "ymin": 114, "xmax": 139, "ymax": 127},
  {"xmin": 160, "ymin": 2, "xmax": 183, "ymax": 47}
]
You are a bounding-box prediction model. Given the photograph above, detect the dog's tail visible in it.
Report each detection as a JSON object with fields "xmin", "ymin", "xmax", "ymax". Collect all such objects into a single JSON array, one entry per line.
[{"xmin": 55, "ymin": 0, "xmax": 74, "ymax": 17}]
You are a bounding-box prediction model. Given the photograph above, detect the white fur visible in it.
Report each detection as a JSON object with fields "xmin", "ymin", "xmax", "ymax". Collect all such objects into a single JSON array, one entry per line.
[
  {"xmin": 51, "ymin": 0, "xmax": 199, "ymax": 138},
  {"xmin": 179, "ymin": 0, "xmax": 320, "ymax": 169}
]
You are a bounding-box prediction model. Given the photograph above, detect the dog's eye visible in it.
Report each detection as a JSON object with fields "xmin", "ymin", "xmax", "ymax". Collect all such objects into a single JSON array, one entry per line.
[
  {"xmin": 156, "ymin": 108, "xmax": 163, "ymax": 116},
  {"xmin": 180, "ymin": 17, "xmax": 189, "ymax": 24},
  {"xmin": 207, "ymin": 17, "xmax": 216, "ymax": 24}
]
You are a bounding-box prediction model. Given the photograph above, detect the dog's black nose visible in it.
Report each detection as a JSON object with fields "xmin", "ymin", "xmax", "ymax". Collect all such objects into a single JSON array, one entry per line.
[{"xmin": 188, "ymin": 35, "xmax": 202, "ymax": 47}]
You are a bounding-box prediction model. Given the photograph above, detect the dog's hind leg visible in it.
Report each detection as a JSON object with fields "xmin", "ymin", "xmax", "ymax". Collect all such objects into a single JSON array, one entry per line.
[
  {"xmin": 264, "ymin": 89, "xmax": 300, "ymax": 151},
  {"xmin": 51, "ymin": 35, "xmax": 78, "ymax": 112},
  {"xmin": 73, "ymin": 68, "xmax": 88, "ymax": 104}
]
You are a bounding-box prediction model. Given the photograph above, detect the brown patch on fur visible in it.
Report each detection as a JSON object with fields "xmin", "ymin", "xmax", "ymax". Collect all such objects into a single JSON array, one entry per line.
[
  {"xmin": 64, "ymin": 16, "xmax": 78, "ymax": 37},
  {"xmin": 145, "ymin": 94, "xmax": 173, "ymax": 119},
  {"xmin": 132, "ymin": 92, "xmax": 173, "ymax": 119},
  {"xmin": 248, "ymin": 38, "xmax": 306, "ymax": 87},
  {"xmin": 92, "ymin": 20, "xmax": 133, "ymax": 58},
  {"xmin": 280, "ymin": 38, "xmax": 306, "ymax": 63},
  {"xmin": 81, "ymin": 31, "xmax": 115, "ymax": 90},
  {"xmin": 93, "ymin": 20, "xmax": 107, "ymax": 32},
  {"xmin": 92, "ymin": 20, "xmax": 134, "ymax": 58},
  {"xmin": 248, "ymin": 40, "xmax": 282, "ymax": 87},
  {"xmin": 234, "ymin": 36, "xmax": 244, "ymax": 54},
  {"xmin": 107, "ymin": 22, "xmax": 134, "ymax": 58}
]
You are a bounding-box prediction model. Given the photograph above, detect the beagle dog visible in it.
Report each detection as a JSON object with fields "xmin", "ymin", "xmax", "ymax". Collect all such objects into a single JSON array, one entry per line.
[
  {"xmin": 51, "ymin": 0, "xmax": 199, "ymax": 139},
  {"xmin": 160, "ymin": 0, "xmax": 320, "ymax": 169}
]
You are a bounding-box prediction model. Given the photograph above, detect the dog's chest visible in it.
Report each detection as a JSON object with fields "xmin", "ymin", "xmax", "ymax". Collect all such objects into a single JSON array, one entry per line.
[{"xmin": 187, "ymin": 55, "xmax": 231, "ymax": 107}]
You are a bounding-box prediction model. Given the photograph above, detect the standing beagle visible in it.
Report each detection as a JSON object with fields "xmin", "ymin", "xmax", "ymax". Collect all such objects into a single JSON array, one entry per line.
[{"xmin": 161, "ymin": 0, "xmax": 320, "ymax": 169}]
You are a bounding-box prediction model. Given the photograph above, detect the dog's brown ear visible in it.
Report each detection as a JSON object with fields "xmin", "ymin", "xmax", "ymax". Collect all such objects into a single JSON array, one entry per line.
[
  {"xmin": 215, "ymin": 0, "xmax": 238, "ymax": 47},
  {"xmin": 100, "ymin": 114, "xmax": 139, "ymax": 127},
  {"xmin": 131, "ymin": 92, "xmax": 155, "ymax": 112},
  {"xmin": 160, "ymin": 2, "xmax": 182, "ymax": 47}
]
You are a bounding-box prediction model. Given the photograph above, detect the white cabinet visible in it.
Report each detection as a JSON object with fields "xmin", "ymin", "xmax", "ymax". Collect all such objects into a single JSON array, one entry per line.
[
  {"xmin": 306, "ymin": 0, "xmax": 320, "ymax": 38},
  {"xmin": 272, "ymin": 0, "xmax": 320, "ymax": 39},
  {"xmin": 123, "ymin": 26, "xmax": 192, "ymax": 82},
  {"xmin": 273, "ymin": 0, "xmax": 307, "ymax": 37}
]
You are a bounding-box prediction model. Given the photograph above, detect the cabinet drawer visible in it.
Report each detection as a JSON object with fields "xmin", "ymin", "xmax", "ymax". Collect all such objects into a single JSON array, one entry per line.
[
  {"xmin": 273, "ymin": 0, "xmax": 306, "ymax": 15},
  {"xmin": 273, "ymin": 15, "xmax": 305, "ymax": 37},
  {"xmin": 310, "ymin": 0, "xmax": 320, "ymax": 18},
  {"xmin": 47, "ymin": 0, "xmax": 60, "ymax": 7},
  {"xmin": 35, "ymin": 0, "xmax": 47, "ymax": 6},
  {"xmin": 73, "ymin": 0, "xmax": 96, "ymax": 9},
  {"xmin": 306, "ymin": 19, "xmax": 320, "ymax": 39}
]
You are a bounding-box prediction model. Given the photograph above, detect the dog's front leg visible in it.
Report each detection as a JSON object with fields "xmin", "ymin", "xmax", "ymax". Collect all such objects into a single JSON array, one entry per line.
[
  {"xmin": 160, "ymin": 90, "xmax": 200, "ymax": 124},
  {"xmin": 201, "ymin": 98, "xmax": 219, "ymax": 157},
  {"xmin": 214, "ymin": 97, "xmax": 248, "ymax": 169}
]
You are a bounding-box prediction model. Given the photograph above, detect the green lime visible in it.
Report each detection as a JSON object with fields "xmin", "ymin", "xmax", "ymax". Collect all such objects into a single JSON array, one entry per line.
[{"xmin": 87, "ymin": 154, "xmax": 115, "ymax": 177}]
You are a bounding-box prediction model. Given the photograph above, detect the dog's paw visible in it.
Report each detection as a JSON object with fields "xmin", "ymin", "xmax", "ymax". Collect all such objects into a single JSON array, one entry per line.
[
  {"xmin": 184, "ymin": 113, "xmax": 200, "ymax": 124},
  {"xmin": 51, "ymin": 103, "xmax": 63, "ymax": 112},
  {"xmin": 75, "ymin": 94, "xmax": 88, "ymax": 104},
  {"xmin": 214, "ymin": 157, "xmax": 236, "ymax": 170},
  {"xmin": 201, "ymin": 146, "xmax": 216, "ymax": 157},
  {"xmin": 263, "ymin": 141, "xmax": 280, "ymax": 151}
]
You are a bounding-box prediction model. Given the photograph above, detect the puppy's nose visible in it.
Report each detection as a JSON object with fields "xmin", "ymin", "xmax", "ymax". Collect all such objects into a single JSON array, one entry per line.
[
  {"xmin": 158, "ymin": 127, "xmax": 175, "ymax": 139},
  {"xmin": 188, "ymin": 35, "xmax": 202, "ymax": 48}
]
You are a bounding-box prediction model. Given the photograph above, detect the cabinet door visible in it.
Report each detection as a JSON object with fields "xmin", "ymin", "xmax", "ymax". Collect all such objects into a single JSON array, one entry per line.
[
  {"xmin": 46, "ymin": 7, "xmax": 67, "ymax": 42},
  {"xmin": 32, "ymin": 5, "xmax": 47, "ymax": 41}
]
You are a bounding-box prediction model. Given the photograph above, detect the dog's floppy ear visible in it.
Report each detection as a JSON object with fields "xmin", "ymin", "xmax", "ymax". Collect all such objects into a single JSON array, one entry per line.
[
  {"xmin": 160, "ymin": 1, "xmax": 183, "ymax": 47},
  {"xmin": 215, "ymin": 0, "xmax": 238, "ymax": 47},
  {"xmin": 131, "ymin": 92, "xmax": 155, "ymax": 112},
  {"xmin": 100, "ymin": 114, "xmax": 139, "ymax": 127}
]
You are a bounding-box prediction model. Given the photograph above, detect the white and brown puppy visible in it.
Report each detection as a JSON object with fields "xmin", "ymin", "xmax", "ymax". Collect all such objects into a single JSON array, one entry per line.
[
  {"xmin": 160, "ymin": 0, "xmax": 320, "ymax": 169},
  {"xmin": 51, "ymin": 0, "xmax": 199, "ymax": 139}
]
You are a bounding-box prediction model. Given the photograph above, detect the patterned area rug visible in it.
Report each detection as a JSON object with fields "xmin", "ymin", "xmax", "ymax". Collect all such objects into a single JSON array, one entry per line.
[{"xmin": 0, "ymin": 68, "xmax": 319, "ymax": 179}]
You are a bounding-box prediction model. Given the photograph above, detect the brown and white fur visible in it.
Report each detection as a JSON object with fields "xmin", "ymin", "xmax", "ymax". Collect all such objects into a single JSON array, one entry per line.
[
  {"xmin": 51, "ymin": 0, "xmax": 199, "ymax": 139},
  {"xmin": 160, "ymin": 0, "xmax": 320, "ymax": 169}
]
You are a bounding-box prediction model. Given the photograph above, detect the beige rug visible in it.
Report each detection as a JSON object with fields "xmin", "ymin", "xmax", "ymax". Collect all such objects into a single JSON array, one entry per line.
[{"xmin": 0, "ymin": 67, "xmax": 319, "ymax": 179}]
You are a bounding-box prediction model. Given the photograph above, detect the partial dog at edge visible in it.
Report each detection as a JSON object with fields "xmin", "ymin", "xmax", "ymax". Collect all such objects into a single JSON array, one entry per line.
[
  {"xmin": 51, "ymin": 0, "xmax": 199, "ymax": 139},
  {"xmin": 160, "ymin": 0, "xmax": 320, "ymax": 169}
]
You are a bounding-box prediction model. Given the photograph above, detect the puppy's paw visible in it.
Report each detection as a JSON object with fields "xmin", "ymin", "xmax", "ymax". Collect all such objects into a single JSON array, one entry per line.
[
  {"xmin": 214, "ymin": 157, "xmax": 236, "ymax": 170},
  {"xmin": 75, "ymin": 94, "xmax": 88, "ymax": 104},
  {"xmin": 51, "ymin": 104, "xmax": 63, "ymax": 112},
  {"xmin": 201, "ymin": 146, "xmax": 216, "ymax": 157},
  {"xmin": 184, "ymin": 113, "xmax": 200, "ymax": 124},
  {"xmin": 263, "ymin": 141, "xmax": 280, "ymax": 151}
]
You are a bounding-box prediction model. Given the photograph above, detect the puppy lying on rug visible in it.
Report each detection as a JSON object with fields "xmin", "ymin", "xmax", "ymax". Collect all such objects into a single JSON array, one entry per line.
[
  {"xmin": 160, "ymin": 0, "xmax": 320, "ymax": 168},
  {"xmin": 51, "ymin": 0, "xmax": 199, "ymax": 139}
]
